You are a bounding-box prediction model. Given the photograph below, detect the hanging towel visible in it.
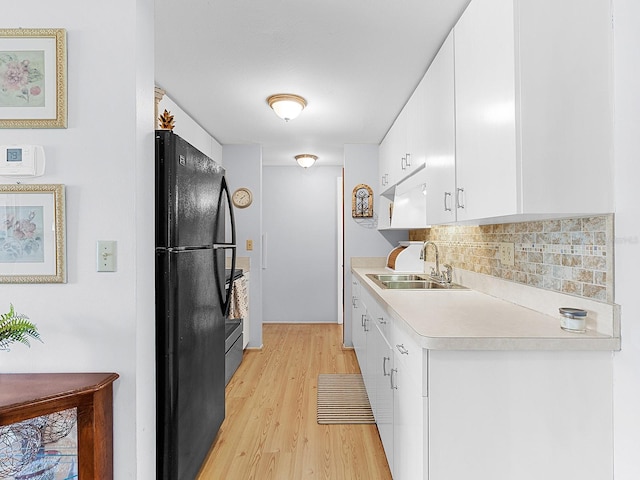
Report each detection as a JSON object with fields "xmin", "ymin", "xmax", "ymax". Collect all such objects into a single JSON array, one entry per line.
[{"xmin": 229, "ymin": 276, "xmax": 249, "ymax": 320}]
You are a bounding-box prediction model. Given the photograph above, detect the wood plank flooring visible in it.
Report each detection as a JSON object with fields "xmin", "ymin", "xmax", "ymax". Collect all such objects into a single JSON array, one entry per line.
[{"xmin": 197, "ymin": 323, "xmax": 392, "ymax": 479}]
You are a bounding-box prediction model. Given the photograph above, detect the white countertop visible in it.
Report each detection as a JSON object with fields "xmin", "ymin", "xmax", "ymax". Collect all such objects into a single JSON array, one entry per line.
[{"xmin": 352, "ymin": 265, "xmax": 620, "ymax": 351}]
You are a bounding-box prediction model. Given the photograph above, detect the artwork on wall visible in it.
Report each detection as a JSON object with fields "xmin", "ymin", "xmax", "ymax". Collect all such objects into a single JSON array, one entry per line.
[
  {"xmin": 0, "ymin": 184, "xmax": 66, "ymax": 283},
  {"xmin": 0, "ymin": 28, "xmax": 67, "ymax": 128},
  {"xmin": 352, "ymin": 184, "xmax": 373, "ymax": 218}
]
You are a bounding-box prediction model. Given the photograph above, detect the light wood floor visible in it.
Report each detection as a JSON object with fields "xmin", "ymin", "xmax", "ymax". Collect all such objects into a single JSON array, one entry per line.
[{"xmin": 197, "ymin": 323, "xmax": 392, "ymax": 479}]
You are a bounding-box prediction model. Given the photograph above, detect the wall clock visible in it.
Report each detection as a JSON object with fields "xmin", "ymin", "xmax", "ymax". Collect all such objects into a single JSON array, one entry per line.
[{"xmin": 232, "ymin": 187, "xmax": 253, "ymax": 208}]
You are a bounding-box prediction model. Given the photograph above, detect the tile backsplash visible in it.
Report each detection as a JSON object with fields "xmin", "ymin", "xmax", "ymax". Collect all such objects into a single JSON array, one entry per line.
[{"xmin": 409, "ymin": 215, "xmax": 613, "ymax": 302}]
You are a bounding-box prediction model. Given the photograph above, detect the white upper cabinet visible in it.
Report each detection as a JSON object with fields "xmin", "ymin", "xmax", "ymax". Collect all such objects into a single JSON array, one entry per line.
[
  {"xmin": 404, "ymin": 78, "xmax": 427, "ymax": 177},
  {"xmin": 379, "ymin": 0, "xmax": 613, "ymax": 227},
  {"xmin": 453, "ymin": 0, "xmax": 614, "ymax": 223},
  {"xmin": 424, "ymin": 32, "xmax": 457, "ymax": 225},
  {"xmin": 379, "ymin": 74, "xmax": 428, "ymax": 196},
  {"xmin": 454, "ymin": 0, "xmax": 517, "ymax": 221},
  {"xmin": 379, "ymin": 118, "xmax": 397, "ymax": 191}
]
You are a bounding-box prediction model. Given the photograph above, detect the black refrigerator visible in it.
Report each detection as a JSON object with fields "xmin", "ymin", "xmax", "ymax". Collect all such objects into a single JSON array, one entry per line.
[{"xmin": 155, "ymin": 130, "xmax": 236, "ymax": 480}]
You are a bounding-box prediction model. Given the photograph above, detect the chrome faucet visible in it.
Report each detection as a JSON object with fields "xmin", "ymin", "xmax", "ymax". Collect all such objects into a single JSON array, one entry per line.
[
  {"xmin": 420, "ymin": 241, "xmax": 440, "ymax": 277},
  {"xmin": 420, "ymin": 241, "xmax": 452, "ymax": 284}
]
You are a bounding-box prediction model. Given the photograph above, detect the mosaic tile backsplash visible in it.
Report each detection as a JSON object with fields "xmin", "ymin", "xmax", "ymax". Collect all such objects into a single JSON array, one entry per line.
[{"xmin": 409, "ymin": 215, "xmax": 613, "ymax": 302}]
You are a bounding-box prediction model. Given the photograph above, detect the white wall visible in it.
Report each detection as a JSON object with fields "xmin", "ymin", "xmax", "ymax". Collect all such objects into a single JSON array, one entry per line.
[
  {"xmin": 343, "ymin": 144, "xmax": 406, "ymax": 346},
  {"xmin": 223, "ymin": 144, "xmax": 263, "ymax": 347},
  {"xmin": 3, "ymin": 2, "xmax": 156, "ymax": 479},
  {"xmin": 613, "ymin": 1, "xmax": 640, "ymax": 477},
  {"xmin": 262, "ymin": 165, "xmax": 342, "ymax": 323}
]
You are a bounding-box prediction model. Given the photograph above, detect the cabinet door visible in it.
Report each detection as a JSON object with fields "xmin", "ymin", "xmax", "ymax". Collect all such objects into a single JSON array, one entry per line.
[
  {"xmin": 424, "ymin": 32, "xmax": 456, "ymax": 225},
  {"xmin": 351, "ymin": 279, "xmax": 367, "ymax": 372},
  {"xmin": 392, "ymin": 107, "xmax": 409, "ymax": 185},
  {"xmin": 393, "ymin": 326, "xmax": 426, "ymax": 480},
  {"xmin": 364, "ymin": 311, "xmax": 377, "ymax": 419},
  {"xmin": 374, "ymin": 323, "xmax": 394, "ymax": 473},
  {"xmin": 379, "ymin": 134, "xmax": 393, "ymax": 191},
  {"xmin": 407, "ymin": 77, "xmax": 427, "ymax": 175},
  {"xmin": 454, "ymin": 0, "xmax": 518, "ymax": 221}
]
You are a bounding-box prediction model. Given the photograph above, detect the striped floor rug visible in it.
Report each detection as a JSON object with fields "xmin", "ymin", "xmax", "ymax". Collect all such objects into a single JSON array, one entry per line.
[{"xmin": 317, "ymin": 374, "xmax": 375, "ymax": 424}]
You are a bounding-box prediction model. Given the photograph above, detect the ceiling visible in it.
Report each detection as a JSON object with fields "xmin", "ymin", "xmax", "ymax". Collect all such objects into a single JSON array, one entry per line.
[{"xmin": 154, "ymin": 0, "xmax": 471, "ymax": 166}]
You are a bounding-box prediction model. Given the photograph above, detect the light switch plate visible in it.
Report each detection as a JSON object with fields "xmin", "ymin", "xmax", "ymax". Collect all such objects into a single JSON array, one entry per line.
[
  {"xmin": 97, "ymin": 240, "xmax": 117, "ymax": 272},
  {"xmin": 499, "ymin": 242, "xmax": 515, "ymax": 266}
]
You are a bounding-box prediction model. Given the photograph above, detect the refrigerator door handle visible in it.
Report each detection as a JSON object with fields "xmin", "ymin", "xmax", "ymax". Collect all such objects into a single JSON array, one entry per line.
[
  {"xmin": 221, "ymin": 176, "xmax": 237, "ymax": 247},
  {"xmin": 214, "ymin": 245, "xmax": 236, "ymax": 318},
  {"xmin": 215, "ymin": 176, "xmax": 237, "ymax": 318}
]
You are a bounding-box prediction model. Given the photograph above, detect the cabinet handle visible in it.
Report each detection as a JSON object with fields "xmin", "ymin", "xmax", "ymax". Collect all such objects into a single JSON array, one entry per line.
[
  {"xmin": 456, "ymin": 187, "xmax": 465, "ymax": 209},
  {"xmin": 381, "ymin": 175, "xmax": 386, "ymax": 186},
  {"xmin": 444, "ymin": 191, "xmax": 452, "ymax": 212},
  {"xmin": 361, "ymin": 314, "xmax": 366, "ymax": 327},
  {"xmin": 383, "ymin": 356, "xmax": 390, "ymax": 376},
  {"xmin": 390, "ymin": 368, "xmax": 398, "ymax": 389},
  {"xmin": 405, "ymin": 153, "xmax": 411, "ymax": 167},
  {"xmin": 401, "ymin": 157, "xmax": 407, "ymax": 170},
  {"xmin": 363, "ymin": 316, "xmax": 369, "ymax": 332},
  {"xmin": 396, "ymin": 344, "xmax": 409, "ymax": 355},
  {"xmin": 378, "ymin": 316, "xmax": 386, "ymax": 325}
]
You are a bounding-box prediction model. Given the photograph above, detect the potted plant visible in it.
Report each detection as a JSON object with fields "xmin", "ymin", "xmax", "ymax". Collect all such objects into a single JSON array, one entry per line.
[{"xmin": 0, "ymin": 304, "xmax": 41, "ymax": 351}]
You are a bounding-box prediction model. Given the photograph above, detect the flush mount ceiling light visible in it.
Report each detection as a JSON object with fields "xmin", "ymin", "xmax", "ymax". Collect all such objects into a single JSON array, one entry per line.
[
  {"xmin": 295, "ymin": 154, "xmax": 318, "ymax": 169},
  {"xmin": 267, "ymin": 94, "xmax": 307, "ymax": 122}
]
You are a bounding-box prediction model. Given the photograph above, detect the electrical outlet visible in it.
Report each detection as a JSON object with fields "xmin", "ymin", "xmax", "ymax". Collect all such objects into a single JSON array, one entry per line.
[
  {"xmin": 499, "ymin": 242, "xmax": 515, "ymax": 266},
  {"xmin": 246, "ymin": 239, "xmax": 253, "ymax": 251}
]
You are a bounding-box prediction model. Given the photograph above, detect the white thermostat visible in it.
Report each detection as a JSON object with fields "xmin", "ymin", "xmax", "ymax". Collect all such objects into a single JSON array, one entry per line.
[{"xmin": 0, "ymin": 145, "xmax": 46, "ymax": 177}]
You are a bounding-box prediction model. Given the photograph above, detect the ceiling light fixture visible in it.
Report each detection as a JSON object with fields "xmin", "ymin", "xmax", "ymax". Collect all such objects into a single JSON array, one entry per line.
[
  {"xmin": 295, "ymin": 154, "xmax": 318, "ymax": 169},
  {"xmin": 267, "ymin": 94, "xmax": 307, "ymax": 122}
]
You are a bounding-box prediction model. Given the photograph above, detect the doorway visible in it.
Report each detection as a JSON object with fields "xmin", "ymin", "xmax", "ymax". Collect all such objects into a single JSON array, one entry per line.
[{"xmin": 262, "ymin": 165, "xmax": 344, "ymax": 323}]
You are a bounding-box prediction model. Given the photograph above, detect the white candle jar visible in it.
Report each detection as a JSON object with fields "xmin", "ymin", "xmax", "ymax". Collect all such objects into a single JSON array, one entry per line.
[{"xmin": 559, "ymin": 307, "xmax": 587, "ymax": 333}]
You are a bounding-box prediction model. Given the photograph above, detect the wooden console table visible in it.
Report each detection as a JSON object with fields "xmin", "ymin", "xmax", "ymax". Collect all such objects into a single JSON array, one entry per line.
[{"xmin": 0, "ymin": 372, "xmax": 119, "ymax": 479}]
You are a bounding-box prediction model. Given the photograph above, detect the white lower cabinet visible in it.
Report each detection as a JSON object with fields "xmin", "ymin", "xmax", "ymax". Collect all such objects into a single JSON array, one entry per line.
[
  {"xmin": 372, "ymin": 310, "xmax": 394, "ymax": 473},
  {"xmin": 352, "ymin": 276, "xmax": 613, "ymax": 480},
  {"xmin": 428, "ymin": 350, "xmax": 613, "ymax": 480},
  {"xmin": 392, "ymin": 322, "xmax": 426, "ymax": 480},
  {"xmin": 351, "ymin": 278, "xmax": 367, "ymax": 374},
  {"xmin": 364, "ymin": 310, "xmax": 378, "ymax": 419},
  {"xmin": 357, "ymin": 283, "xmax": 423, "ymax": 479}
]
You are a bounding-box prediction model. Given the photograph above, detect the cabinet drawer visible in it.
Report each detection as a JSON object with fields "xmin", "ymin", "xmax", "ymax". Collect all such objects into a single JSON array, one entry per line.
[
  {"xmin": 372, "ymin": 308, "xmax": 392, "ymax": 342},
  {"xmin": 362, "ymin": 289, "xmax": 392, "ymax": 341},
  {"xmin": 392, "ymin": 321, "xmax": 427, "ymax": 397}
]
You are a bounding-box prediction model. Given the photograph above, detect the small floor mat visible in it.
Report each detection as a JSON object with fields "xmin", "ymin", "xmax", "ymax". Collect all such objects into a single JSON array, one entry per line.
[{"xmin": 317, "ymin": 374, "xmax": 375, "ymax": 424}]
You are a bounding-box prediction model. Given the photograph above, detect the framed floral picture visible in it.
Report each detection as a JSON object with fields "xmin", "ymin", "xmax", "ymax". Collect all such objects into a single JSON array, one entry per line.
[
  {"xmin": 0, "ymin": 184, "xmax": 66, "ymax": 283},
  {"xmin": 0, "ymin": 28, "xmax": 67, "ymax": 128}
]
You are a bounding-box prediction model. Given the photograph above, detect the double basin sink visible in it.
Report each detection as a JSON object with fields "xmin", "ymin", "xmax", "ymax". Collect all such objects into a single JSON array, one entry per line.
[{"xmin": 366, "ymin": 273, "xmax": 468, "ymax": 290}]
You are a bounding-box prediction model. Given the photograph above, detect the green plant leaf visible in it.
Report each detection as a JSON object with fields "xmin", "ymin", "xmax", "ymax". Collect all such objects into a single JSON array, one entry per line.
[{"xmin": 0, "ymin": 304, "xmax": 42, "ymax": 351}]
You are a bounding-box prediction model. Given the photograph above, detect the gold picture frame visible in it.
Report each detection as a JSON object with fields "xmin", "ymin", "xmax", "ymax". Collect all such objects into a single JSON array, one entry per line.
[
  {"xmin": 0, "ymin": 28, "xmax": 67, "ymax": 128},
  {"xmin": 0, "ymin": 184, "xmax": 66, "ymax": 283}
]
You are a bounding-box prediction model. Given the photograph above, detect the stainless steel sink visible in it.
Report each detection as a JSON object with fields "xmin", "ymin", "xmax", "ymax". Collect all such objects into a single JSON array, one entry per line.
[
  {"xmin": 372, "ymin": 274, "xmax": 425, "ymax": 282},
  {"xmin": 366, "ymin": 273, "xmax": 468, "ymax": 290},
  {"xmin": 383, "ymin": 280, "xmax": 468, "ymax": 290}
]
